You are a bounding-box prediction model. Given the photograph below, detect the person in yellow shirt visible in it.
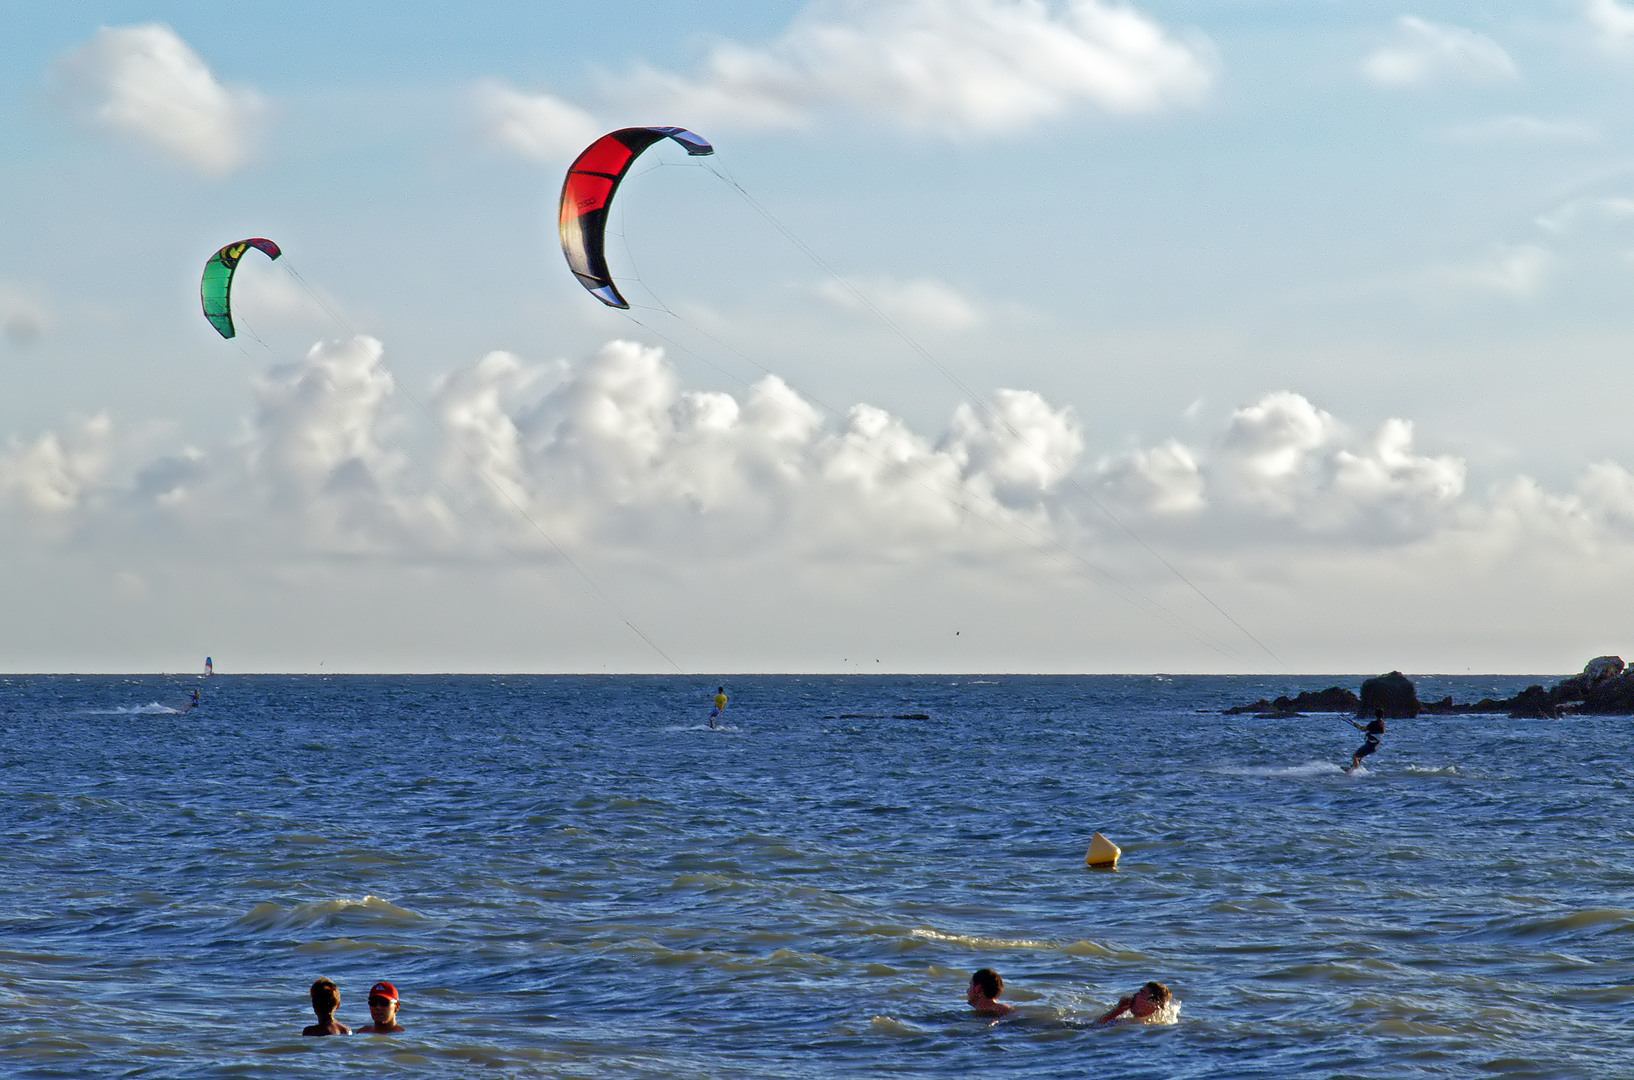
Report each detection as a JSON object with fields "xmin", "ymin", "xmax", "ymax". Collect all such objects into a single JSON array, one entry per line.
[{"xmin": 710, "ymin": 686, "xmax": 727, "ymax": 728}]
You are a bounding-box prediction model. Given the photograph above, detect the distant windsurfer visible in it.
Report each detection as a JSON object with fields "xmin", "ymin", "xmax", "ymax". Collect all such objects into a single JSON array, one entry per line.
[
  {"xmin": 710, "ymin": 686, "xmax": 727, "ymax": 729},
  {"xmin": 204, "ymin": 656, "xmax": 213, "ymax": 677},
  {"xmin": 1347, "ymin": 709, "xmax": 1385, "ymax": 772}
]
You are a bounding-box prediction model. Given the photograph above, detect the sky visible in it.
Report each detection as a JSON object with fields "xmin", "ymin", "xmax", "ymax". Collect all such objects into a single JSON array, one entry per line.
[{"xmin": 6, "ymin": 1, "xmax": 1634, "ymax": 675}]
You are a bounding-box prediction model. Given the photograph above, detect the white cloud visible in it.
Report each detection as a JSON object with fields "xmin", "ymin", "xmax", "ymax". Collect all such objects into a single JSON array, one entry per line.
[
  {"xmin": 942, "ymin": 389, "xmax": 1083, "ymax": 507},
  {"xmin": 0, "ymin": 282, "xmax": 50, "ymax": 346},
  {"xmin": 1201, "ymin": 392, "xmax": 1465, "ymax": 538},
  {"xmin": 1428, "ymin": 243, "xmax": 1557, "ymax": 298},
  {"xmin": 1095, "ymin": 439, "xmax": 1205, "ymax": 515},
  {"xmin": 17, "ymin": 340, "xmax": 1634, "ymax": 671},
  {"xmin": 1361, "ymin": 16, "xmax": 1518, "ymax": 88},
  {"xmin": 472, "ymin": 80, "xmax": 601, "ymax": 161},
  {"xmin": 613, "ymin": 0, "xmax": 1214, "ymax": 136},
  {"xmin": 1444, "ymin": 115, "xmax": 1600, "ymax": 145},
  {"xmin": 1535, "ymin": 196, "xmax": 1634, "ymax": 236},
  {"xmin": 0, "ymin": 413, "xmax": 114, "ymax": 515},
  {"xmin": 54, "ymin": 24, "xmax": 262, "ymax": 176},
  {"xmin": 1586, "ymin": 0, "xmax": 1634, "ymax": 51},
  {"xmin": 242, "ymin": 336, "xmax": 450, "ymax": 552},
  {"xmin": 815, "ymin": 275, "xmax": 986, "ymax": 331}
]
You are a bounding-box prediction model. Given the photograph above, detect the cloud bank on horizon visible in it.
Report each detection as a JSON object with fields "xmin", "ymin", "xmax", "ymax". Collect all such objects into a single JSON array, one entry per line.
[
  {"xmin": 8, "ymin": 2, "xmax": 1634, "ymax": 672},
  {"xmin": 5, "ymin": 331, "xmax": 1634, "ymax": 672}
]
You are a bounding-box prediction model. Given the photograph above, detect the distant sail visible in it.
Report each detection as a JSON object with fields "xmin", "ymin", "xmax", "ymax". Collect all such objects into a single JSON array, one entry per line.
[{"xmin": 204, "ymin": 656, "xmax": 213, "ymax": 677}]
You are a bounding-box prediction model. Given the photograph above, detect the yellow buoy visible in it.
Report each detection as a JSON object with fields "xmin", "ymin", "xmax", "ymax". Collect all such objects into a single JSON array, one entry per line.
[{"xmin": 1085, "ymin": 831, "xmax": 1121, "ymax": 869}]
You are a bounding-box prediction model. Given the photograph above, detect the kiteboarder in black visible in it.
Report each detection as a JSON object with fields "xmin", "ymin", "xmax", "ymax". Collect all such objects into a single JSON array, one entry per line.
[{"xmin": 1347, "ymin": 709, "xmax": 1385, "ymax": 772}]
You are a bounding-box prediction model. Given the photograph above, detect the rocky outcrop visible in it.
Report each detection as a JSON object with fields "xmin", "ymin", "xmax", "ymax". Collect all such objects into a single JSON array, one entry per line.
[
  {"xmin": 1222, "ymin": 686, "xmax": 1359, "ymax": 716},
  {"xmin": 1358, "ymin": 671, "xmax": 1420, "ymax": 719},
  {"xmin": 1225, "ymin": 655, "xmax": 1634, "ymax": 717},
  {"xmin": 1507, "ymin": 684, "xmax": 1559, "ymax": 719}
]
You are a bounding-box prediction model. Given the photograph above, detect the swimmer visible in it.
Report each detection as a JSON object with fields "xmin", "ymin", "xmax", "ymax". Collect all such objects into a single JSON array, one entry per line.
[
  {"xmin": 1095, "ymin": 981, "xmax": 1171, "ymax": 1025},
  {"xmin": 357, "ymin": 981, "xmax": 404, "ymax": 1034},
  {"xmin": 967, "ymin": 968, "xmax": 1014, "ymax": 1018},
  {"xmin": 1347, "ymin": 709, "xmax": 1386, "ymax": 772},
  {"xmin": 710, "ymin": 685, "xmax": 727, "ymax": 729},
  {"xmin": 301, "ymin": 977, "xmax": 351, "ymax": 1036}
]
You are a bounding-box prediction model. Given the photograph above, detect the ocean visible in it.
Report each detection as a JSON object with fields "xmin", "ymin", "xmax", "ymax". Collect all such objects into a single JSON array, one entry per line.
[{"xmin": 2, "ymin": 673, "xmax": 1630, "ymax": 1078}]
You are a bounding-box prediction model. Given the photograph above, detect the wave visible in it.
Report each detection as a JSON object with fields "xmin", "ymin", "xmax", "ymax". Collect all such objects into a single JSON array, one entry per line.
[
  {"xmin": 907, "ymin": 927, "xmax": 1111, "ymax": 956},
  {"xmin": 233, "ymin": 895, "xmax": 430, "ymax": 934}
]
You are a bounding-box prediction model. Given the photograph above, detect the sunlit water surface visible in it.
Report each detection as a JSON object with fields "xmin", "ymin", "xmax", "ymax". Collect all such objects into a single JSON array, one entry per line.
[{"xmin": 3, "ymin": 674, "xmax": 1632, "ymax": 1078}]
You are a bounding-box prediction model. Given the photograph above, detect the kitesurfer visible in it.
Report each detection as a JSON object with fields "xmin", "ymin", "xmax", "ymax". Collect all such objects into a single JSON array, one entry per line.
[
  {"xmin": 710, "ymin": 686, "xmax": 727, "ymax": 728},
  {"xmin": 1095, "ymin": 981, "xmax": 1172, "ymax": 1025},
  {"xmin": 301, "ymin": 978, "xmax": 351, "ymax": 1036},
  {"xmin": 1347, "ymin": 709, "xmax": 1386, "ymax": 772},
  {"xmin": 182, "ymin": 689, "xmax": 200, "ymax": 713},
  {"xmin": 967, "ymin": 968, "xmax": 1014, "ymax": 1018}
]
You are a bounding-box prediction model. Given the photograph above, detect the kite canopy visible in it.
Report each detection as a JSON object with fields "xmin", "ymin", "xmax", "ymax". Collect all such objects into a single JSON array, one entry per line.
[
  {"xmin": 558, "ymin": 127, "xmax": 714, "ymax": 309},
  {"xmin": 200, "ymin": 238, "xmax": 281, "ymax": 339}
]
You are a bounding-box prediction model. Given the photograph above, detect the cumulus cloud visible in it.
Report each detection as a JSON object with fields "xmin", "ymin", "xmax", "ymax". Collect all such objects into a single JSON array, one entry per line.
[
  {"xmin": 242, "ymin": 336, "xmax": 450, "ymax": 552},
  {"xmin": 1096, "ymin": 439, "xmax": 1205, "ymax": 515},
  {"xmin": 19, "ymin": 337, "xmax": 1634, "ymax": 671},
  {"xmin": 0, "ymin": 414, "xmax": 115, "ymax": 515},
  {"xmin": 12, "ymin": 338, "xmax": 1634, "ymax": 622},
  {"xmin": 609, "ymin": 0, "xmax": 1214, "ymax": 136},
  {"xmin": 815, "ymin": 276, "xmax": 986, "ymax": 331},
  {"xmin": 54, "ymin": 24, "xmax": 263, "ymax": 176},
  {"xmin": 1361, "ymin": 16, "xmax": 1518, "ymax": 88},
  {"xmin": 472, "ymin": 80, "xmax": 601, "ymax": 161},
  {"xmin": 1090, "ymin": 391, "xmax": 1467, "ymax": 540}
]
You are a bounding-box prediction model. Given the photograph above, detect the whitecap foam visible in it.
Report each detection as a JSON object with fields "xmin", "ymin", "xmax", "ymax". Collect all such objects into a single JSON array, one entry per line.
[
  {"xmin": 1220, "ymin": 761, "xmax": 1349, "ymax": 778},
  {"xmin": 909, "ymin": 927, "xmax": 1054, "ymax": 950},
  {"xmin": 1405, "ymin": 763, "xmax": 1461, "ymax": 776}
]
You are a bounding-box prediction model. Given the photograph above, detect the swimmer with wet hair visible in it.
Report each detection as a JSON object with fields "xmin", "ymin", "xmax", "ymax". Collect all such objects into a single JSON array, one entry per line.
[
  {"xmin": 1096, "ymin": 981, "xmax": 1172, "ymax": 1025},
  {"xmin": 301, "ymin": 977, "xmax": 351, "ymax": 1036},
  {"xmin": 967, "ymin": 967, "xmax": 1014, "ymax": 1017}
]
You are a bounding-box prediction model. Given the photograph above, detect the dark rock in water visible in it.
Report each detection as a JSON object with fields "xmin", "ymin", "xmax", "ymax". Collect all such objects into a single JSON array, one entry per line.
[
  {"xmin": 1508, "ymin": 684, "xmax": 1559, "ymax": 719},
  {"xmin": 1550, "ymin": 657, "xmax": 1630, "ymax": 713},
  {"xmin": 1234, "ymin": 656, "xmax": 1634, "ymax": 717},
  {"xmin": 1572, "ymin": 673, "xmax": 1634, "ymax": 715},
  {"xmin": 1295, "ymin": 687, "xmax": 1361, "ymax": 713},
  {"xmin": 1222, "ymin": 686, "xmax": 1358, "ymax": 716},
  {"xmin": 1358, "ymin": 671, "xmax": 1420, "ymax": 719}
]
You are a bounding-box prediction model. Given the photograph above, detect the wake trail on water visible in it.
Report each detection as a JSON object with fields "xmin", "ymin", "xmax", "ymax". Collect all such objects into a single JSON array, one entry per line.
[
  {"xmin": 1220, "ymin": 761, "xmax": 1357, "ymax": 778},
  {"xmin": 78, "ymin": 703, "xmax": 186, "ymax": 715}
]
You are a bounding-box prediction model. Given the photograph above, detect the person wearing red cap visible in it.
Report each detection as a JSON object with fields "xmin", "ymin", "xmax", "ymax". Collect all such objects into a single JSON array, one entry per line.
[{"xmin": 357, "ymin": 981, "xmax": 404, "ymax": 1034}]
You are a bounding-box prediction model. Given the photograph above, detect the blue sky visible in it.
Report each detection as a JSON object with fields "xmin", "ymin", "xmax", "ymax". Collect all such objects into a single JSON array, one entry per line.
[{"xmin": 6, "ymin": 1, "xmax": 1634, "ymax": 674}]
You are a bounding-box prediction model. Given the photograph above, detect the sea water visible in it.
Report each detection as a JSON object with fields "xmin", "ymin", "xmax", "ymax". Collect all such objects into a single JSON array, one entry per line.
[{"xmin": 2, "ymin": 673, "xmax": 1631, "ymax": 1078}]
